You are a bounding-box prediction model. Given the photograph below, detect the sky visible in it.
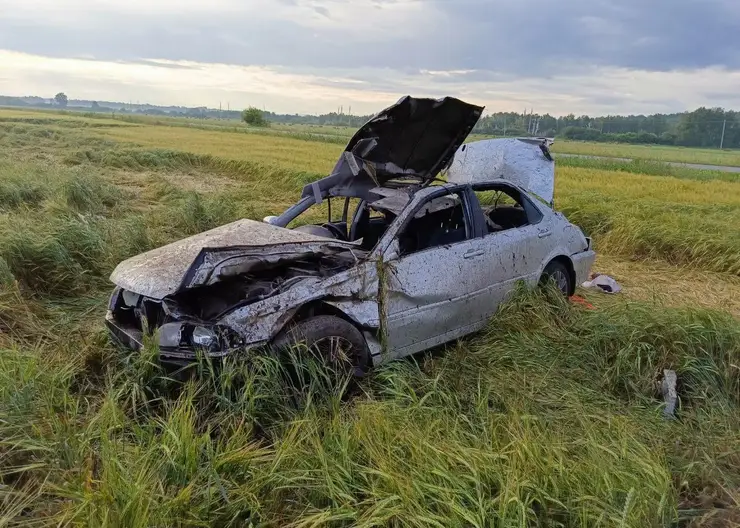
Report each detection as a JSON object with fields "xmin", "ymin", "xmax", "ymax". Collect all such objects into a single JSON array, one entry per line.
[{"xmin": 1, "ymin": 0, "xmax": 739, "ymax": 116}]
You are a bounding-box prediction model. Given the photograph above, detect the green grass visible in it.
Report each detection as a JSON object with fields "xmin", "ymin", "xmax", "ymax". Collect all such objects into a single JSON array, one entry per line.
[
  {"xmin": 554, "ymin": 167, "xmax": 740, "ymax": 275},
  {"xmin": 7, "ymin": 106, "xmax": 740, "ymax": 166},
  {"xmin": 556, "ymin": 155, "xmax": 740, "ymax": 183},
  {"xmin": 552, "ymin": 140, "xmax": 740, "ymax": 168},
  {"xmin": 2, "ymin": 288, "xmax": 738, "ymax": 526},
  {"xmin": 0, "ymin": 111, "xmax": 739, "ymax": 526}
]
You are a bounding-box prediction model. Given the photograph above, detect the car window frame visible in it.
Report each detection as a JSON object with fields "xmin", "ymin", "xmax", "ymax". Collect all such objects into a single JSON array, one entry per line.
[
  {"xmin": 386, "ymin": 186, "xmax": 479, "ymax": 258},
  {"xmin": 469, "ymin": 182, "xmax": 544, "ymax": 237}
]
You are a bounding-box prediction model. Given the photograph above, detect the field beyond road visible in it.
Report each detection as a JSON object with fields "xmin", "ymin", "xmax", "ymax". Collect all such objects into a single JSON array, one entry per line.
[{"xmin": 1, "ymin": 109, "xmax": 739, "ymax": 527}]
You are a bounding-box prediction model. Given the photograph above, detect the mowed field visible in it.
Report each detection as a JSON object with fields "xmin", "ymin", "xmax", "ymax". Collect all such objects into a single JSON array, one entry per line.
[{"xmin": 1, "ymin": 109, "xmax": 739, "ymax": 527}]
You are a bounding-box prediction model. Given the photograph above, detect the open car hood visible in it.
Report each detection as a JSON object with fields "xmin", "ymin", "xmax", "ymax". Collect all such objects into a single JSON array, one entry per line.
[
  {"xmin": 110, "ymin": 219, "xmax": 356, "ymax": 299},
  {"xmin": 303, "ymin": 96, "xmax": 484, "ymax": 199},
  {"xmin": 446, "ymin": 138, "xmax": 556, "ymax": 204}
]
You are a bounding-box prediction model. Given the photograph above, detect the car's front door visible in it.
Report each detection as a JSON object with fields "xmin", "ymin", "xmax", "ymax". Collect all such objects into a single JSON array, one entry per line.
[{"xmin": 381, "ymin": 188, "xmax": 492, "ymax": 358}]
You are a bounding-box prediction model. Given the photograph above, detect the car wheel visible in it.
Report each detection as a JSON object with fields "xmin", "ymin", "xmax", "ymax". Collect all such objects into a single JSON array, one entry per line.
[
  {"xmin": 540, "ymin": 260, "xmax": 572, "ymax": 296},
  {"xmin": 273, "ymin": 315, "xmax": 371, "ymax": 377}
]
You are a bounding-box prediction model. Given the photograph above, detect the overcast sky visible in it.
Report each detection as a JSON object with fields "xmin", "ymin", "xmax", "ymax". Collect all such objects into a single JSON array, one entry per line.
[{"xmin": 1, "ymin": 0, "xmax": 739, "ymax": 115}]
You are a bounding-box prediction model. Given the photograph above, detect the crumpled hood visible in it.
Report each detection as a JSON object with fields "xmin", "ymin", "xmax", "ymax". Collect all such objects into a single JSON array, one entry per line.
[
  {"xmin": 446, "ymin": 138, "xmax": 556, "ymax": 204},
  {"xmin": 110, "ymin": 219, "xmax": 353, "ymax": 299},
  {"xmin": 302, "ymin": 96, "xmax": 484, "ymax": 199}
]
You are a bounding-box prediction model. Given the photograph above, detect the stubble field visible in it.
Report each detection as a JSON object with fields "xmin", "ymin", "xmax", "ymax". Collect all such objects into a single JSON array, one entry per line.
[{"xmin": 1, "ymin": 108, "xmax": 739, "ymax": 527}]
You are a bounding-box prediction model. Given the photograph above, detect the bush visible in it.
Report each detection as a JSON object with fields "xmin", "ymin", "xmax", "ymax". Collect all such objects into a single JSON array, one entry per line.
[
  {"xmin": 561, "ymin": 126, "xmax": 603, "ymax": 141},
  {"xmin": 241, "ymin": 107, "xmax": 269, "ymax": 127},
  {"xmin": 558, "ymin": 127, "xmax": 680, "ymax": 146}
]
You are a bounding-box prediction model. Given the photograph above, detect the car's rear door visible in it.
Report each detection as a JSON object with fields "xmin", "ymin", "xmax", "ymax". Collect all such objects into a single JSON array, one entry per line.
[{"xmin": 470, "ymin": 183, "xmax": 558, "ymax": 311}]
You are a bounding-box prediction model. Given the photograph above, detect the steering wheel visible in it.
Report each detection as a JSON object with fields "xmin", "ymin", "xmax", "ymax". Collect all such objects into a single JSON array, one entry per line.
[{"xmin": 321, "ymin": 223, "xmax": 347, "ymax": 241}]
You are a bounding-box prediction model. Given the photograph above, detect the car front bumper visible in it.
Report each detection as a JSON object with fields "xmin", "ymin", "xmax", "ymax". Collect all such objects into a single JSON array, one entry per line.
[{"xmin": 105, "ymin": 311, "xmax": 265, "ymax": 366}]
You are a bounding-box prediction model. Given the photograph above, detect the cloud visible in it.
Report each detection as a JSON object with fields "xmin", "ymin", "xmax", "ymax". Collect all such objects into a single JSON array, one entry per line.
[
  {"xmin": 0, "ymin": 0, "xmax": 739, "ymax": 113},
  {"xmin": 4, "ymin": 50, "xmax": 740, "ymax": 116},
  {"xmin": 2, "ymin": 0, "xmax": 738, "ymax": 73}
]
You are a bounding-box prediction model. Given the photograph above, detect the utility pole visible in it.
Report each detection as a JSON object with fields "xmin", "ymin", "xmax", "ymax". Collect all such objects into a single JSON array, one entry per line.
[{"xmin": 720, "ymin": 119, "xmax": 727, "ymax": 149}]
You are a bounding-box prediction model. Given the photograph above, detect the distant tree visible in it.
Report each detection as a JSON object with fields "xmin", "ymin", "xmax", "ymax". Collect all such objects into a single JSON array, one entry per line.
[
  {"xmin": 54, "ymin": 92, "xmax": 68, "ymax": 107},
  {"xmin": 91, "ymin": 101, "xmax": 100, "ymax": 109},
  {"xmin": 676, "ymin": 107, "xmax": 739, "ymax": 148},
  {"xmin": 241, "ymin": 106, "xmax": 268, "ymax": 127}
]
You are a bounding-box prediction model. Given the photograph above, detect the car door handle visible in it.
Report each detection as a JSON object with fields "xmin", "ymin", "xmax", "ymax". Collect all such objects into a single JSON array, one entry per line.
[
  {"xmin": 463, "ymin": 249, "xmax": 484, "ymax": 259},
  {"xmin": 538, "ymin": 229, "xmax": 552, "ymax": 238}
]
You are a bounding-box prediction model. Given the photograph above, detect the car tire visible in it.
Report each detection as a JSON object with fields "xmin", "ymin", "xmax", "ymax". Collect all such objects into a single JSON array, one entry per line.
[
  {"xmin": 540, "ymin": 260, "xmax": 572, "ymax": 296},
  {"xmin": 273, "ymin": 315, "xmax": 371, "ymax": 377}
]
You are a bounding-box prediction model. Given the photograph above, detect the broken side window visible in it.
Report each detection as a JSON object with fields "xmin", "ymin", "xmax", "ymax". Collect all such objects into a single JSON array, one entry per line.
[
  {"xmin": 397, "ymin": 191, "xmax": 471, "ymax": 256},
  {"xmin": 472, "ymin": 184, "xmax": 543, "ymax": 234},
  {"xmin": 348, "ymin": 199, "xmax": 396, "ymax": 250}
]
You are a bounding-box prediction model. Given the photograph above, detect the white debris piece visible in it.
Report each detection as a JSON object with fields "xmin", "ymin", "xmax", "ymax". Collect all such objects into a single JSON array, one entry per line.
[
  {"xmin": 582, "ymin": 274, "xmax": 622, "ymax": 294},
  {"xmin": 662, "ymin": 369, "xmax": 678, "ymax": 418}
]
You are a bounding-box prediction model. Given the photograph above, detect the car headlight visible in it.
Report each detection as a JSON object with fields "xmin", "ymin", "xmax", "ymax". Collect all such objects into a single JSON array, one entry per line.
[{"xmin": 192, "ymin": 326, "xmax": 218, "ymax": 349}]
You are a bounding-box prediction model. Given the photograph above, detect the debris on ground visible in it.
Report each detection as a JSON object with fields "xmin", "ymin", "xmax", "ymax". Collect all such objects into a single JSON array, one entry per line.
[
  {"xmin": 662, "ymin": 369, "xmax": 678, "ymax": 419},
  {"xmin": 582, "ymin": 273, "xmax": 622, "ymax": 294},
  {"xmin": 569, "ymin": 295, "xmax": 596, "ymax": 309}
]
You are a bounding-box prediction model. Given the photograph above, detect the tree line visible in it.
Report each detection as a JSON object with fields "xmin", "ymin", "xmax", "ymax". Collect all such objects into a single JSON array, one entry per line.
[
  {"xmin": 247, "ymin": 107, "xmax": 740, "ymax": 149},
  {"xmin": 472, "ymin": 108, "xmax": 739, "ymax": 148},
  {"xmin": 1, "ymin": 94, "xmax": 738, "ymax": 149},
  {"xmin": 275, "ymin": 107, "xmax": 740, "ymax": 149}
]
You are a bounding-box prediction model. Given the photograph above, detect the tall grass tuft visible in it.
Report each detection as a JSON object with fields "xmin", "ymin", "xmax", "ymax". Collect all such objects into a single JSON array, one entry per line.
[
  {"xmin": 62, "ymin": 173, "xmax": 123, "ymax": 214},
  {"xmin": 172, "ymin": 191, "xmax": 240, "ymax": 236},
  {"xmin": 0, "ymin": 178, "xmax": 46, "ymax": 209}
]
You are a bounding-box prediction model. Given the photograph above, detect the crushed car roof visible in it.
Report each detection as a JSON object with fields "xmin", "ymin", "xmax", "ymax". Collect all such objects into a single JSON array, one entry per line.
[
  {"xmin": 446, "ymin": 138, "xmax": 556, "ymax": 204},
  {"xmin": 302, "ymin": 95, "xmax": 484, "ymax": 200}
]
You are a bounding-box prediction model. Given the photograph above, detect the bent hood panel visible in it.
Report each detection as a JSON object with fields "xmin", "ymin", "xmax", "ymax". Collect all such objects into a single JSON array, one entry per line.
[
  {"xmin": 303, "ymin": 96, "xmax": 484, "ymax": 199},
  {"xmin": 446, "ymin": 138, "xmax": 555, "ymax": 203},
  {"xmin": 110, "ymin": 219, "xmax": 349, "ymax": 299}
]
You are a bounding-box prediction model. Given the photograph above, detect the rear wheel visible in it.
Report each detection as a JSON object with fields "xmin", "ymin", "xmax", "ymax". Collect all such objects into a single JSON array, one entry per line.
[
  {"xmin": 273, "ymin": 315, "xmax": 370, "ymax": 377},
  {"xmin": 540, "ymin": 260, "xmax": 572, "ymax": 296}
]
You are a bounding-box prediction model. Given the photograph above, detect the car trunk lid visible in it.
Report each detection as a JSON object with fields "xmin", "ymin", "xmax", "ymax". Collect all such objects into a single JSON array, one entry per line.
[{"xmin": 446, "ymin": 138, "xmax": 556, "ymax": 204}]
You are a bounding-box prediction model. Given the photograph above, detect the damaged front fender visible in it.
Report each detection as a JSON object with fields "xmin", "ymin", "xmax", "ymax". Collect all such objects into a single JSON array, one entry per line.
[{"xmin": 218, "ymin": 260, "xmax": 380, "ymax": 346}]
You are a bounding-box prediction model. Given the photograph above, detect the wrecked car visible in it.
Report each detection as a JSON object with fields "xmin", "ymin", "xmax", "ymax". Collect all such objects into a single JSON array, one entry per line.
[{"xmin": 106, "ymin": 95, "xmax": 596, "ymax": 373}]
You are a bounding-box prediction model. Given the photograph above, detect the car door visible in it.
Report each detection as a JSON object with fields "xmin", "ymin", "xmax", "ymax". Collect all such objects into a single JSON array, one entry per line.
[
  {"xmin": 471, "ymin": 183, "xmax": 558, "ymax": 311},
  {"xmin": 381, "ymin": 188, "xmax": 492, "ymax": 358}
]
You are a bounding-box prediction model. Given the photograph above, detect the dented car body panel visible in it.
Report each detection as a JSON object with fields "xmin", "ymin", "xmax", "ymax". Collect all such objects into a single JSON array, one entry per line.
[
  {"xmin": 106, "ymin": 96, "xmax": 595, "ymax": 366},
  {"xmin": 447, "ymin": 137, "xmax": 556, "ymax": 204},
  {"xmin": 110, "ymin": 218, "xmax": 359, "ymax": 300},
  {"xmin": 295, "ymin": 95, "xmax": 484, "ymax": 203}
]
